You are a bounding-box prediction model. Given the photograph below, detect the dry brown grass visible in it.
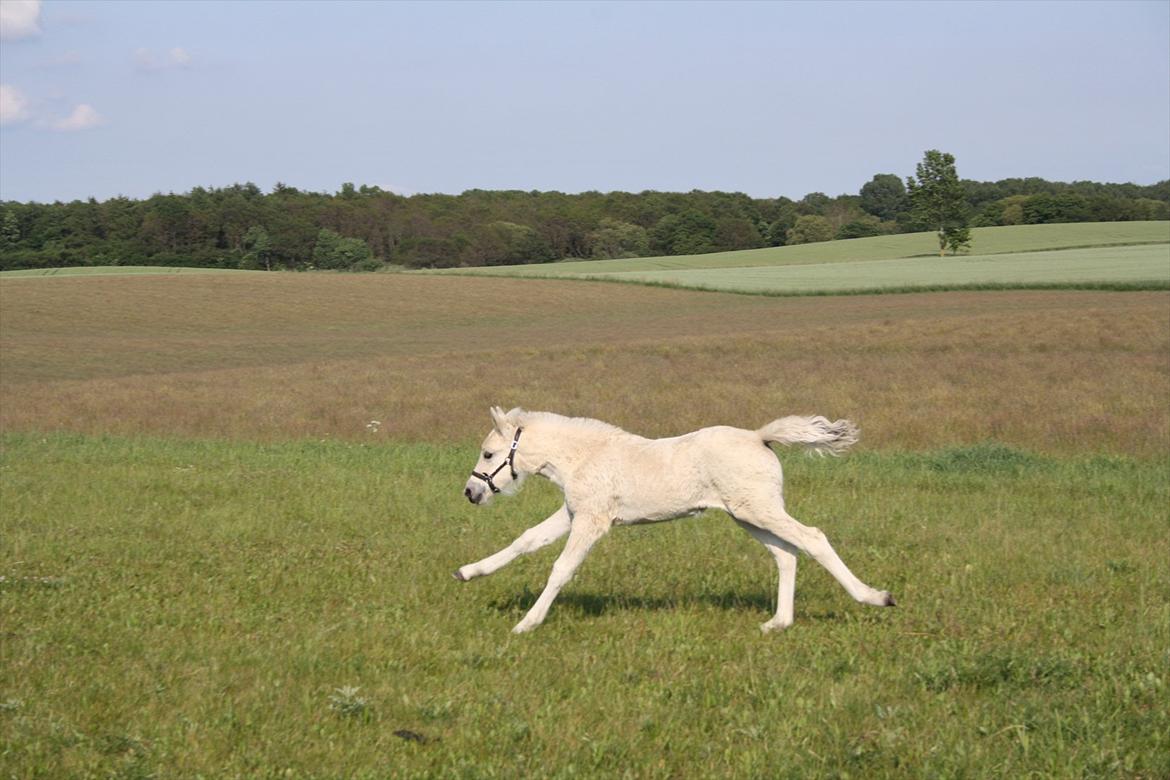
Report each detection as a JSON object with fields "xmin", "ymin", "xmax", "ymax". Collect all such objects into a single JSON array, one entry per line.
[{"xmin": 1, "ymin": 274, "xmax": 1167, "ymax": 454}]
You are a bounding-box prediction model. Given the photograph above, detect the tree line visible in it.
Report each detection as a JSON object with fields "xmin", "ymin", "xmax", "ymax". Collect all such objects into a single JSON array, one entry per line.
[{"xmin": 1, "ymin": 168, "xmax": 1166, "ymax": 271}]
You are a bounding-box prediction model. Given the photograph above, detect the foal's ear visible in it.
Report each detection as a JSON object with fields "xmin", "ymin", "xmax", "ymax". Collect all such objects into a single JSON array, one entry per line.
[{"xmin": 490, "ymin": 406, "xmax": 508, "ymax": 434}]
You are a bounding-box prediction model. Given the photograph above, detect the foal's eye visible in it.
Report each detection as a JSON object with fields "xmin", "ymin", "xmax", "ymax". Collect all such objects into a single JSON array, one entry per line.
[{"xmin": 483, "ymin": 452, "xmax": 493, "ymax": 460}]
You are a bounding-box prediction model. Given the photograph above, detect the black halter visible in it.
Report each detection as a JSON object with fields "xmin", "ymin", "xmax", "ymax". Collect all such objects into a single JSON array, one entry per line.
[{"xmin": 470, "ymin": 427, "xmax": 523, "ymax": 494}]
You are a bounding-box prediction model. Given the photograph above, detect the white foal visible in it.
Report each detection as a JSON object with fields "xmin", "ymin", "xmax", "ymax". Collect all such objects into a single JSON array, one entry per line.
[{"xmin": 455, "ymin": 407, "xmax": 895, "ymax": 634}]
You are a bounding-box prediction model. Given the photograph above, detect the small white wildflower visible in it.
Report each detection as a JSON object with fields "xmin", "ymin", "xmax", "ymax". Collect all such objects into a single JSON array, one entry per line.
[{"xmin": 328, "ymin": 686, "xmax": 368, "ymax": 718}]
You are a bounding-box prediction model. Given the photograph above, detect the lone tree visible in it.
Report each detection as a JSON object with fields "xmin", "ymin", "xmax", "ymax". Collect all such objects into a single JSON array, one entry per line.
[{"xmin": 906, "ymin": 150, "xmax": 971, "ymax": 256}]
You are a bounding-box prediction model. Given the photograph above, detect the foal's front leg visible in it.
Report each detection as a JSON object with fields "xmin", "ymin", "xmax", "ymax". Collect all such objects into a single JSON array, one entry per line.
[
  {"xmin": 512, "ymin": 515, "xmax": 609, "ymax": 634},
  {"xmin": 454, "ymin": 505, "xmax": 571, "ymax": 582}
]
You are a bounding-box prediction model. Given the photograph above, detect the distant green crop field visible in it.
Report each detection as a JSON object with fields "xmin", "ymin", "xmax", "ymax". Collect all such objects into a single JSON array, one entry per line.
[
  {"xmin": 434, "ymin": 222, "xmax": 1170, "ymax": 294},
  {"xmin": 586, "ymin": 243, "xmax": 1170, "ymax": 294},
  {"xmin": 443, "ymin": 221, "xmax": 1170, "ymax": 275}
]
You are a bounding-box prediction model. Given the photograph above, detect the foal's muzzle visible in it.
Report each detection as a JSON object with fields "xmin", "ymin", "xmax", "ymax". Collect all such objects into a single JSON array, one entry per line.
[{"xmin": 463, "ymin": 483, "xmax": 486, "ymax": 505}]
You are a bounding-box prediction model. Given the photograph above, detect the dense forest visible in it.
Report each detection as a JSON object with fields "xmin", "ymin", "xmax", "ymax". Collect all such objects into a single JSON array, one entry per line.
[{"xmin": 1, "ymin": 175, "xmax": 1167, "ymax": 271}]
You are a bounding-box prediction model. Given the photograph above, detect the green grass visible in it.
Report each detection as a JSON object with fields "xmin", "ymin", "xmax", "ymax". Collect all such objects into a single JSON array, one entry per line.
[
  {"xmin": 3, "ymin": 433, "xmax": 1167, "ymax": 778},
  {"xmin": 433, "ymin": 222, "xmax": 1170, "ymax": 295}
]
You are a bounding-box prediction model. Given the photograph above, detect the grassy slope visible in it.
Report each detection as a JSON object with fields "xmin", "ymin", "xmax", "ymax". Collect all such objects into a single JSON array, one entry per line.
[
  {"xmin": 433, "ymin": 222, "xmax": 1170, "ymax": 295},
  {"xmin": 2, "ymin": 434, "xmax": 1167, "ymax": 778},
  {"xmin": 441, "ymin": 221, "xmax": 1170, "ymax": 275},
  {"xmin": 589, "ymin": 243, "xmax": 1170, "ymax": 294}
]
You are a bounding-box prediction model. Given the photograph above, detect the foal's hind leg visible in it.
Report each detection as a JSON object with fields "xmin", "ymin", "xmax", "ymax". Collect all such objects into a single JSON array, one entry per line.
[
  {"xmin": 734, "ymin": 520, "xmax": 799, "ymax": 632},
  {"xmin": 740, "ymin": 505, "xmax": 895, "ymax": 610}
]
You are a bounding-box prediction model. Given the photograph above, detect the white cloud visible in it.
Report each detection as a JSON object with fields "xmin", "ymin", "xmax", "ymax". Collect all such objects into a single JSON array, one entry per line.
[
  {"xmin": 1, "ymin": 86, "xmax": 103, "ymax": 131},
  {"xmin": 0, "ymin": 0, "xmax": 41, "ymax": 40},
  {"xmin": 52, "ymin": 103, "xmax": 102, "ymax": 131},
  {"xmin": 0, "ymin": 84, "xmax": 32, "ymax": 125},
  {"xmin": 0, "ymin": 3, "xmax": 103, "ymax": 134},
  {"xmin": 135, "ymin": 46, "xmax": 193, "ymax": 72}
]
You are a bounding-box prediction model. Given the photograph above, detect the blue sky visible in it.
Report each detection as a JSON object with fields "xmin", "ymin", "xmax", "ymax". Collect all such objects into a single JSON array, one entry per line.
[{"xmin": 1, "ymin": 0, "xmax": 1167, "ymax": 203}]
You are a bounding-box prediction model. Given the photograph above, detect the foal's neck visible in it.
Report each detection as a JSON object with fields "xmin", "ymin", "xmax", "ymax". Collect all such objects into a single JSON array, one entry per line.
[{"xmin": 519, "ymin": 416, "xmax": 618, "ymax": 488}]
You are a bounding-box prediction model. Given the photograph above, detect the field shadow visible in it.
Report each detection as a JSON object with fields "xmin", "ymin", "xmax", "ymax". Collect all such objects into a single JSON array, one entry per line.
[
  {"xmin": 484, "ymin": 589, "xmax": 861, "ymax": 626},
  {"xmin": 489, "ymin": 588, "xmax": 849, "ymax": 623},
  {"xmin": 490, "ymin": 588, "xmax": 768, "ymax": 616}
]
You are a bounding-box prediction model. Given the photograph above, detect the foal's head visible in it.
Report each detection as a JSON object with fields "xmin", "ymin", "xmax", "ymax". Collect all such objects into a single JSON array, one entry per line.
[{"xmin": 464, "ymin": 406, "xmax": 526, "ymax": 505}]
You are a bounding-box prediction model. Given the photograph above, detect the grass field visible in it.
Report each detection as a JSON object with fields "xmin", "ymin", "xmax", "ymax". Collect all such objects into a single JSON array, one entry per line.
[
  {"xmin": 2, "ymin": 275, "xmax": 1168, "ymax": 453},
  {"xmin": 2, "ymin": 264, "xmax": 1169, "ymax": 777},
  {"xmin": 3, "ymin": 434, "xmax": 1167, "ymax": 778},
  {"xmin": 438, "ymin": 222, "xmax": 1170, "ymax": 296}
]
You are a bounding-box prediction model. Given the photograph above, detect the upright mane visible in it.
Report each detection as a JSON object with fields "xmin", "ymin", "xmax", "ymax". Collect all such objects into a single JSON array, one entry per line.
[{"xmin": 512, "ymin": 409, "xmax": 630, "ymax": 438}]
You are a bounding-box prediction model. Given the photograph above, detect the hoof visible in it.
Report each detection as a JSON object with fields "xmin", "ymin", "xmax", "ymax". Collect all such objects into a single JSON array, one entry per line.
[
  {"xmin": 759, "ymin": 620, "xmax": 792, "ymax": 634},
  {"xmin": 452, "ymin": 570, "xmax": 467, "ymax": 582},
  {"xmin": 884, "ymin": 592, "xmax": 897, "ymax": 607}
]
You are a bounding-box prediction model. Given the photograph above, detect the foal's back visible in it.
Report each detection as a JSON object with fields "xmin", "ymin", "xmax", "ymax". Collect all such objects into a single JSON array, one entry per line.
[{"xmin": 614, "ymin": 424, "xmax": 783, "ymax": 510}]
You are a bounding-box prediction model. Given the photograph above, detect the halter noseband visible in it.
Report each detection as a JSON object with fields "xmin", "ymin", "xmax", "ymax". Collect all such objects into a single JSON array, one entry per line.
[{"xmin": 470, "ymin": 427, "xmax": 523, "ymax": 494}]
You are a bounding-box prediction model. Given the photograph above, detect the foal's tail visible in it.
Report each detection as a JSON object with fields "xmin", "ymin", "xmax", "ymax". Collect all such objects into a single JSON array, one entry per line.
[{"xmin": 757, "ymin": 415, "xmax": 859, "ymax": 457}]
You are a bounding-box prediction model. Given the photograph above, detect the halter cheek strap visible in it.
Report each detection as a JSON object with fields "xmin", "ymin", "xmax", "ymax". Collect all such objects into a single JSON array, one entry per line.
[{"xmin": 470, "ymin": 427, "xmax": 523, "ymax": 494}]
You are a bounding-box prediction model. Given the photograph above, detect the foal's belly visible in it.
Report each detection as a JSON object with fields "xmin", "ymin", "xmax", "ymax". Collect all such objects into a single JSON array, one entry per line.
[{"xmin": 614, "ymin": 507, "xmax": 707, "ymax": 526}]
